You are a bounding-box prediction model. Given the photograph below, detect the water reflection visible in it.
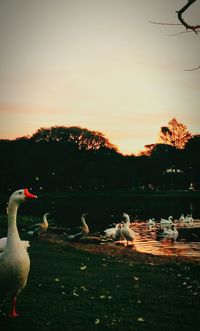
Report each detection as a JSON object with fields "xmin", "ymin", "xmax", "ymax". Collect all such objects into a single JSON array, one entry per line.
[
  {"xmin": 130, "ymin": 222, "xmax": 200, "ymax": 259},
  {"xmin": 133, "ymin": 239, "xmax": 200, "ymax": 258}
]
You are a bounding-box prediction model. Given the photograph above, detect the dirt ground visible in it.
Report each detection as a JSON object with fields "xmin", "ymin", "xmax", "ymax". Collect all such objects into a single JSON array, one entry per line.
[{"xmin": 42, "ymin": 234, "xmax": 200, "ymax": 265}]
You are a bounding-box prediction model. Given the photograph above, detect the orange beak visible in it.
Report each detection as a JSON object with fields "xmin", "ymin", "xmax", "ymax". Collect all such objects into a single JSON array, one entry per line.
[{"xmin": 24, "ymin": 188, "xmax": 38, "ymax": 199}]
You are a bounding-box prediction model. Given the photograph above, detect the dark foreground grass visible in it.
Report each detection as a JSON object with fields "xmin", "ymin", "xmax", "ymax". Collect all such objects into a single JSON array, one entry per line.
[{"xmin": 0, "ymin": 240, "xmax": 200, "ymax": 331}]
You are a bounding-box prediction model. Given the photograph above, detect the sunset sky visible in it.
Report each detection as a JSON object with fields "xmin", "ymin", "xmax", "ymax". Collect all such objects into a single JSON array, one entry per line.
[{"xmin": 0, "ymin": 0, "xmax": 200, "ymax": 154}]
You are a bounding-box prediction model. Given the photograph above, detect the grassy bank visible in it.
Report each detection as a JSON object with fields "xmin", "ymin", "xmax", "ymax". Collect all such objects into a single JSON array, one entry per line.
[{"xmin": 0, "ymin": 240, "xmax": 200, "ymax": 331}]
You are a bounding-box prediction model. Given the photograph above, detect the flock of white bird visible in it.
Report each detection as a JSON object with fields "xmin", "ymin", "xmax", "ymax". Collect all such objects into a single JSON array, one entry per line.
[
  {"xmin": 103, "ymin": 213, "xmax": 195, "ymax": 244},
  {"xmin": 104, "ymin": 212, "xmax": 135, "ymax": 245},
  {"xmin": 0, "ymin": 187, "xmax": 197, "ymax": 318}
]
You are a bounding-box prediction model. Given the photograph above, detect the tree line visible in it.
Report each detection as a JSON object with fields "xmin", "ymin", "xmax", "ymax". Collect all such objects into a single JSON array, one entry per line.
[{"xmin": 0, "ymin": 118, "xmax": 199, "ymax": 193}]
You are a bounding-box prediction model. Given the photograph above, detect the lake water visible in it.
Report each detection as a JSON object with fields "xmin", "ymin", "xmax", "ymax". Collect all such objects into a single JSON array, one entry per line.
[
  {"xmin": 11, "ymin": 192, "xmax": 200, "ymax": 232},
  {"xmin": 0, "ymin": 193, "xmax": 200, "ymax": 231},
  {"xmin": 1, "ymin": 192, "xmax": 200, "ymax": 259},
  {"xmin": 129, "ymin": 222, "xmax": 200, "ymax": 259}
]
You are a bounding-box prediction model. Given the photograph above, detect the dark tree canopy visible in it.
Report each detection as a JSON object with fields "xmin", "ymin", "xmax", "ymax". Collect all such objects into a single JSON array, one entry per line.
[
  {"xmin": 30, "ymin": 126, "xmax": 118, "ymax": 151},
  {"xmin": 0, "ymin": 121, "xmax": 199, "ymax": 193}
]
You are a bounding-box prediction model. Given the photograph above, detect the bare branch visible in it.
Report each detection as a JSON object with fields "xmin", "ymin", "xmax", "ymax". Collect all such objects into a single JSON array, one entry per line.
[
  {"xmin": 184, "ymin": 65, "xmax": 200, "ymax": 71},
  {"xmin": 149, "ymin": 20, "xmax": 182, "ymax": 26},
  {"xmin": 176, "ymin": 0, "xmax": 200, "ymax": 34},
  {"xmin": 149, "ymin": 1, "xmax": 200, "ymax": 71},
  {"xmin": 166, "ymin": 29, "xmax": 200, "ymax": 36}
]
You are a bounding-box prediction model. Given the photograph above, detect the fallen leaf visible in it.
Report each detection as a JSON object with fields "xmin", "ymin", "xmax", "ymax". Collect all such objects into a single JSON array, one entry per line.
[
  {"xmin": 80, "ymin": 266, "xmax": 87, "ymax": 270},
  {"xmin": 133, "ymin": 276, "xmax": 139, "ymax": 281}
]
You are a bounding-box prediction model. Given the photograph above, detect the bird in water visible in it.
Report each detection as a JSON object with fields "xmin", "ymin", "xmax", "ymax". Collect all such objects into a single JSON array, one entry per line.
[
  {"xmin": 147, "ymin": 218, "xmax": 156, "ymax": 231},
  {"xmin": 0, "ymin": 188, "xmax": 37, "ymax": 317},
  {"xmin": 160, "ymin": 216, "xmax": 173, "ymax": 229},
  {"xmin": 162, "ymin": 224, "xmax": 178, "ymax": 242}
]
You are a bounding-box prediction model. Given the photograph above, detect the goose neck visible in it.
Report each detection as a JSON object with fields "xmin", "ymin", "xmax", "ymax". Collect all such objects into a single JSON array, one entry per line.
[
  {"xmin": 7, "ymin": 200, "xmax": 21, "ymax": 244},
  {"xmin": 124, "ymin": 214, "xmax": 130, "ymax": 226},
  {"xmin": 81, "ymin": 215, "xmax": 86, "ymax": 225},
  {"xmin": 43, "ymin": 213, "xmax": 49, "ymax": 224}
]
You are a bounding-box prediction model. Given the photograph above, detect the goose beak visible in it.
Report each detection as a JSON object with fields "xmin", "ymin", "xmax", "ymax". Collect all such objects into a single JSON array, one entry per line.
[{"xmin": 24, "ymin": 188, "xmax": 38, "ymax": 199}]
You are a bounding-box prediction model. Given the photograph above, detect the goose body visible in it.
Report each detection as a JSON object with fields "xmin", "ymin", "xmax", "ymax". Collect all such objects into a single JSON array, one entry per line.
[
  {"xmin": 0, "ymin": 188, "xmax": 37, "ymax": 317},
  {"xmin": 121, "ymin": 213, "xmax": 135, "ymax": 245},
  {"xmin": 67, "ymin": 213, "xmax": 89, "ymax": 240},
  {"xmin": 147, "ymin": 218, "xmax": 156, "ymax": 230},
  {"xmin": 184, "ymin": 214, "xmax": 193, "ymax": 224},
  {"xmin": 0, "ymin": 237, "xmax": 30, "ymax": 252},
  {"xmin": 160, "ymin": 216, "xmax": 173, "ymax": 229},
  {"xmin": 162, "ymin": 224, "xmax": 178, "ymax": 242},
  {"xmin": 27, "ymin": 212, "xmax": 49, "ymax": 237},
  {"xmin": 114, "ymin": 224, "xmax": 125, "ymax": 241},
  {"xmin": 104, "ymin": 223, "xmax": 119, "ymax": 239},
  {"xmin": 179, "ymin": 214, "xmax": 185, "ymax": 223}
]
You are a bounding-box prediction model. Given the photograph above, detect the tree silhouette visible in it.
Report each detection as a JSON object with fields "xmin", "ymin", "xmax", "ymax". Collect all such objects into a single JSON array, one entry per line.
[
  {"xmin": 159, "ymin": 118, "xmax": 192, "ymax": 149},
  {"xmin": 30, "ymin": 126, "xmax": 118, "ymax": 151}
]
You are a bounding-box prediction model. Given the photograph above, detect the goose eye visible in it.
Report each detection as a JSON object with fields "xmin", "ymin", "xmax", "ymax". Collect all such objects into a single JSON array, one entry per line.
[{"xmin": 19, "ymin": 192, "xmax": 22, "ymax": 195}]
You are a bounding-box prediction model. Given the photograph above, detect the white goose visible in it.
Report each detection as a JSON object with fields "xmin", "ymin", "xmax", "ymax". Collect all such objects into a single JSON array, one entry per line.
[
  {"xmin": 27, "ymin": 212, "xmax": 49, "ymax": 237},
  {"xmin": 114, "ymin": 223, "xmax": 125, "ymax": 241},
  {"xmin": 162, "ymin": 224, "xmax": 178, "ymax": 242},
  {"xmin": 67, "ymin": 213, "xmax": 89, "ymax": 240},
  {"xmin": 160, "ymin": 216, "xmax": 173, "ymax": 229},
  {"xmin": 104, "ymin": 223, "xmax": 119, "ymax": 239},
  {"xmin": 147, "ymin": 218, "xmax": 156, "ymax": 230},
  {"xmin": 80, "ymin": 212, "xmax": 89, "ymax": 236},
  {"xmin": 121, "ymin": 213, "xmax": 135, "ymax": 245},
  {"xmin": 0, "ymin": 188, "xmax": 37, "ymax": 317},
  {"xmin": 179, "ymin": 214, "xmax": 185, "ymax": 223},
  {"xmin": 184, "ymin": 214, "xmax": 194, "ymax": 224}
]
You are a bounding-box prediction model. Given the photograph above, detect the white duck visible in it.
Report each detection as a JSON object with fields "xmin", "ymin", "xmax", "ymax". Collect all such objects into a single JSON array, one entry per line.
[
  {"xmin": 147, "ymin": 218, "xmax": 156, "ymax": 230},
  {"xmin": 162, "ymin": 224, "xmax": 178, "ymax": 242},
  {"xmin": 179, "ymin": 214, "xmax": 185, "ymax": 223},
  {"xmin": 160, "ymin": 216, "xmax": 173, "ymax": 229},
  {"xmin": 104, "ymin": 223, "xmax": 119, "ymax": 239},
  {"xmin": 0, "ymin": 188, "xmax": 37, "ymax": 317},
  {"xmin": 121, "ymin": 213, "xmax": 135, "ymax": 245},
  {"xmin": 113, "ymin": 223, "xmax": 125, "ymax": 241},
  {"xmin": 184, "ymin": 214, "xmax": 194, "ymax": 224},
  {"xmin": 27, "ymin": 212, "xmax": 49, "ymax": 237},
  {"xmin": 0, "ymin": 237, "xmax": 30, "ymax": 252}
]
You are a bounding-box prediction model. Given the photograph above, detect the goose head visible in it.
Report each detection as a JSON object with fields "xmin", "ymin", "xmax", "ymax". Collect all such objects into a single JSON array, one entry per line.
[{"xmin": 9, "ymin": 188, "xmax": 38, "ymax": 205}]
